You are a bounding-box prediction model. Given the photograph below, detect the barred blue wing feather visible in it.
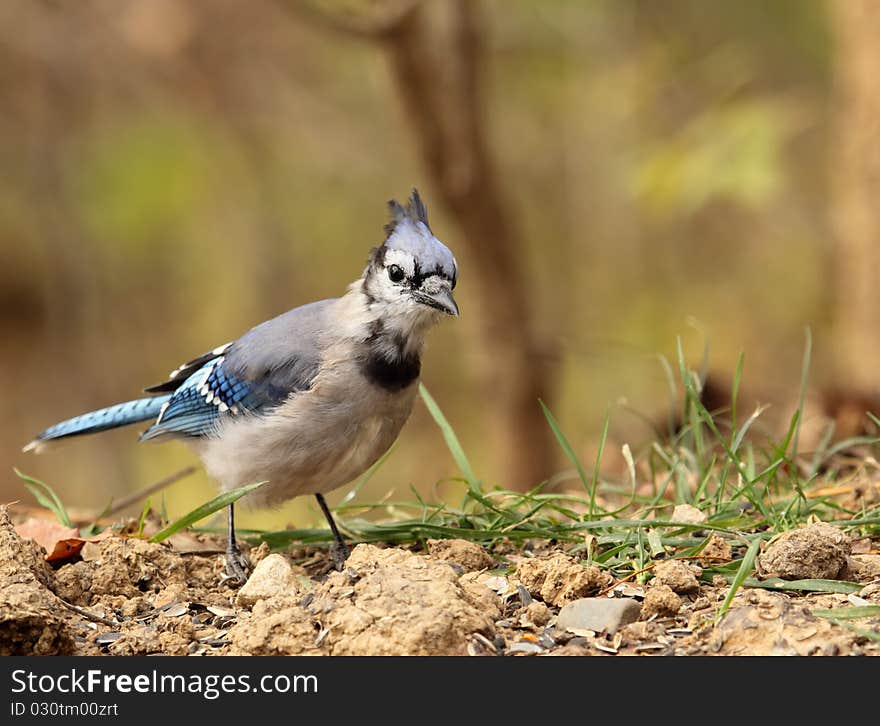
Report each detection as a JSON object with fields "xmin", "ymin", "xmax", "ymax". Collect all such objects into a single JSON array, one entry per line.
[
  {"xmin": 141, "ymin": 358, "xmax": 258, "ymax": 440},
  {"xmin": 138, "ymin": 352, "xmax": 308, "ymax": 441},
  {"xmin": 143, "ymin": 343, "xmax": 231, "ymax": 394}
]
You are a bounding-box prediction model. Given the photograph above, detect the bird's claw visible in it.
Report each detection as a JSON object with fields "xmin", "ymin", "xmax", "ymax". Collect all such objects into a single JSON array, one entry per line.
[
  {"xmin": 222, "ymin": 546, "xmax": 252, "ymax": 586},
  {"xmin": 330, "ymin": 540, "xmax": 351, "ymax": 572}
]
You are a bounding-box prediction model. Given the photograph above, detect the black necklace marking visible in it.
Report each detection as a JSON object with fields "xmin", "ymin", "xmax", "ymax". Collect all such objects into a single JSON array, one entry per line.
[
  {"xmin": 361, "ymin": 352, "xmax": 421, "ymax": 392},
  {"xmin": 360, "ymin": 325, "xmax": 421, "ymax": 392}
]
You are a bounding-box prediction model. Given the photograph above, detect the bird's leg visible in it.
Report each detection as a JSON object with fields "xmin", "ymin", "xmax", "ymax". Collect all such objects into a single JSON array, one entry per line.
[
  {"xmin": 222, "ymin": 503, "xmax": 251, "ymax": 585},
  {"xmin": 315, "ymin": 493, "xmax": 350, "ymax": 570}
]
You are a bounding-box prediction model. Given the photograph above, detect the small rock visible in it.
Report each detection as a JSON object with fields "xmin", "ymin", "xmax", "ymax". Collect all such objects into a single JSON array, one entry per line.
[
  {"xmin": 846, "ymin": 554, "xmax": 880, "ymax": 582},
  {"xmin": 235, "ymin": 554, "xmax": 299, "ymax": 608},
  {"xmin": 653, "ymin": 560, "xmax": 701, "ymax": 594},
  {"xmin": 516, "ymin": 553, "xmax": 612, "ymax": 607},
  {"xmin": 851, "ymin": 537, "xmax": 872, "ymax": 555},
  {"xmin": 858, "ymin": 583, "xmax": 880, "ymax": 603},
  {"xmin": 522, "ymin": 601, "xmax": 552, "ymax": 627},
  {"xmin": 672, "ymin": 504, "xmax": 707, "ymax": 525},
  {"xmin": 701, "ymin": 534, "xmax": 732, "ymax": 562},
  {"xmin": 641, "ymin": 584, "xmax": 682, "ymax": 618},
  {"xmin": 248, "ymin": 542, "xmax": 271, "ymax": 567},
  {"xmin": 557, "ymin": 597, "xmax": 641, "ymax": 634},
  {"xmin": 712, "ymin": 574, "xmax": 728, "ymax": 588},
  {"xmin": 757, "ymin": 523, "xmax": 850, "ymax": 581},
  {"xmin": 426, "ymin": 539, "xmax": 493, "ymax": 572},
  {"xmin": 459, "ymin": 578, "xmax": 502, "ymax": 620},
  {"xmin": 619, "ymin": 620, "xmax": 666, "ymax": 644}
]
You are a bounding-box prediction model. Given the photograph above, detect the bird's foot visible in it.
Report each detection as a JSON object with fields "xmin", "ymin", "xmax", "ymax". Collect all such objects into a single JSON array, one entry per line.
[
  {"xmin": 220, "ymin": 544, "xmax": 252, "ymax": 586},
  {"xmin": 329, "ymin": 540, "xmax": 351, "ymax": 572}
]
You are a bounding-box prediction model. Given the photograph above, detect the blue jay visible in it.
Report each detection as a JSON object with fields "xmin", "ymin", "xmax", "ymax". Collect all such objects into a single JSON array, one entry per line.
[{"xmin": 24, "ymin": 189, "xmax": 458, "ymax": 582}]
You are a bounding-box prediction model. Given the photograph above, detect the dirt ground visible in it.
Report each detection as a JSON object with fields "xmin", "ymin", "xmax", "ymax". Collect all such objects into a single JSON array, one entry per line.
[{"xmin": 1, "ymin": 504, "xmax": 878, "ymax": 656}]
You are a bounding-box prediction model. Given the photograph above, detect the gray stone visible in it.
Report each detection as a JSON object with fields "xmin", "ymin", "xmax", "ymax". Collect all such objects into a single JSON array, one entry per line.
[{"xmin": 557, "ymin": 597, "xmax": 641, "ymax": 634}]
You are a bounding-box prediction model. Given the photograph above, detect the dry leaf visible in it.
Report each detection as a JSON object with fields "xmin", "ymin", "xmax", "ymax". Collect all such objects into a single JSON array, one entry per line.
[{"xmin": 14, "ymin": 517, "xmax": 113, "ymax": 563}]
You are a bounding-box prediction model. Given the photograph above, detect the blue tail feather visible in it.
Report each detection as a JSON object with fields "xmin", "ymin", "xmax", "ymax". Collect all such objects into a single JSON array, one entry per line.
[{"xmin": 24, "ymin": 396, "xmax": 172, "ymax": 451}]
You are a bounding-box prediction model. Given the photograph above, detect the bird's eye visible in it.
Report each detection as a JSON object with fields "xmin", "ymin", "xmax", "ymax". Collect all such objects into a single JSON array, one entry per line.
[{"xmin": 388, "ymin": 265, "xmax": 405, "ymax": 283}]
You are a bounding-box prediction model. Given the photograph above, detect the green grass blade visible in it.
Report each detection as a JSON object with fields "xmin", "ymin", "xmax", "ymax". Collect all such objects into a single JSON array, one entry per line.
[
  {"xmin": 731, "ymin": 404, "xmax": 769, "ymax": 454},
  {"xmin": 791, "ymin": 327, "xmax": 811, "ymax": 463},
  {"xmin": 150, "ymin": 481, "xmax": 266, "ymax": 543},
  {"xmin": 812, "ymin": 606, "xmax": 880, "ymax": 620},
  {"xmin": 339, "ymin": 444, "xmax": 396, "ymax": 506},
  {"xmin": 730, "ymin": 351, "xmax": 744, "ymax": 437},
  {"xmin": 540, "ymin": 399, "xmax": 590, "ymax": 492},
  {"xmin": 14, "ymin": 468, "xmax": 72, "ymax": 528},
  {"xmin": 646, "ymin": 529, "xmax": 665, "ymax": 558},
  {"xmin": 621, "ymin": 443, "xmax": 636, "ymax": 496},
  {"xmin": 656, "ymin": 353, "xmax": 678, "ymax": 439},
  {"xmin": 137, "ymin": 498, "xmax": 151, "ymax": 538},
  {"xmin": 419, "ymin": 384, "xmax": 478, "ymax": 490},
  {"xmin": 716, "ymin": 537, "xmax": 761, "ymax": 622},
  {"xmin": 590, "ymin": 410, "xmax": 611, "ymax": 518}
]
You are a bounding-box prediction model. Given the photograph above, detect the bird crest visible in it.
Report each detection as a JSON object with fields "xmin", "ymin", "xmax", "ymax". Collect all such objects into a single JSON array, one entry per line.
[{"xmin": 383, "ymin": 188, "xmax": 430, "ymax": 238}]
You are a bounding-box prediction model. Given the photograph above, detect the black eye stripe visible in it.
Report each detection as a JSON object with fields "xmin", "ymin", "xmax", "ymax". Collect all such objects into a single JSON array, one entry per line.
[
  {"xmin": 410, "ymin": 266, "xmax": 454, "ymax": 288},
  {"xmin": 383, "ymin": 260, "xmax": 455, "ymax": 288}
]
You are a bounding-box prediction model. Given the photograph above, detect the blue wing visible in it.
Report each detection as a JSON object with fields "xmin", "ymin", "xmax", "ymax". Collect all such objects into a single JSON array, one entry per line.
[
  {"xmin": 139, "ymin": 301, "xmax": 330, "ymax": 441},
  {"xmin": 139, "ymin": 356, "xmax": 286, "ymax": 441}
]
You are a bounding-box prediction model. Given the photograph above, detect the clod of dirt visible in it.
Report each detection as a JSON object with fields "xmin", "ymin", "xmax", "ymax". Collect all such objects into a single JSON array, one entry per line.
[
  {"xmin": 0, "ymin": 506, "xmax": 74, "ymax": 655},
  {"xmin": 1, "ymin": 508, "xmax": 56, "ymax": 591},
  {"xmin": 757, "ymin": 523, "xmax": 851, "ymax": 581},
  {"xmin": 426, "ymin": 538, "xmax": 493, "ymax": 572},
  {"xmin": 515, "ymin": 553, "xmax": 612, "ymax": 606},
  {"xmin": 846, "ymin": 554, "xmax": 880, "ymax": 583},
  {"xmin": 236, "ymin": 553, "xmax": 301, "ymax": 608},
  {"xmin": 54, "ymin": 536, "xmax": 223, "ymax": 606},
  {"xmin": 684, "ymin": 589, "xmax": 860, "ymax": 656},
  {"xmin": 556, "ymin": 597, "xmax": 641, "ymax": 634},
  {"xmin": 641, "ymin": 584, "xmax": 682, "ymax": 618},
  {"xmin": 619, "ymin": 620, "xmax": 668, "ymax": 646},
  {"xmin": 860, "ymin": 583, "xmax": 880, "ymax": 603},
  {"xmin": 105, "ymin": 615, "xmax": 200, "ymax": 656},
  {"xmin": 652, "ymin": 560, "xmax": 702, "ymax": 594},
  {"xmin": 228, "ymin": 544, "xmax": 497, "ymax": 655},
  {"xmin": 671, "ymin": 504, "xmax": 707, "ymax": 525},
  {"xmin": 701, "ymin": 534, "xmax": 732, "ymax": 562},
  {"xmin": 523, "ymin": 601, "xmax": 552, "ymax": 627}
]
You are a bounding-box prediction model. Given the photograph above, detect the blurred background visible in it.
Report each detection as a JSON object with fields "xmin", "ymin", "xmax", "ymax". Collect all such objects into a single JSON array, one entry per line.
[{"xmin": 2, "ymin": 0, "xmax": 877, "ymax": 530}]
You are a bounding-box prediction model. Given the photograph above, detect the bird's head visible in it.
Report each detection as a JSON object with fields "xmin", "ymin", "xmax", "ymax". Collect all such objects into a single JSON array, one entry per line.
[{"xmin": 362, "ymin": 189, "xmax": 459, "ymax": 330}]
